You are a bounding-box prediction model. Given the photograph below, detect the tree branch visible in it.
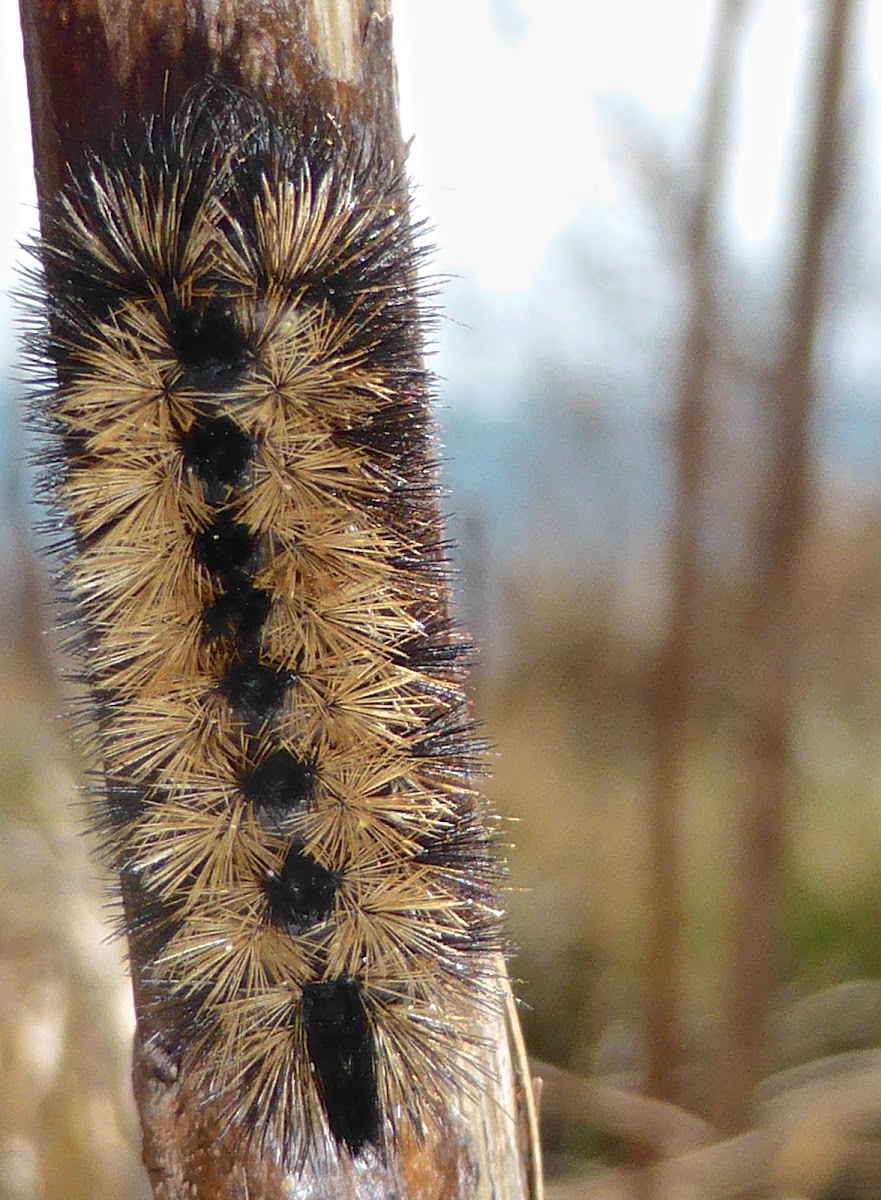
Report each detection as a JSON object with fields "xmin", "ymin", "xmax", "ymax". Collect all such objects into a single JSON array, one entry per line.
[{"xmin": 18, "ymin": 3, "xmax": 539, "ymax": 1197}]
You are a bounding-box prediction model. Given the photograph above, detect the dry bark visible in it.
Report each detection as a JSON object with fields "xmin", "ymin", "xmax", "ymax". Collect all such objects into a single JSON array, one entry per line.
[
  {"xmin": 646, "ymin": 0, "xmax": 747, "ymax": 1119},
  {"xmin": 17, "ymin": 3, "xmax": 540, "ymax": 1197},
  {"xmin": 717, "ymin": 0, "xmax": 857, "ymax": 1136}
]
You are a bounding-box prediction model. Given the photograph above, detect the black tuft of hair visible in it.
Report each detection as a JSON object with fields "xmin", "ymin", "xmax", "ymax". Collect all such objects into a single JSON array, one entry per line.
[
  {"xmin": 240, "ymin": 748, "xmax": 316, "ymax": 815},
  {"xmin": 264, "ymin": 841, "xmax": 340, "ymax": 934},
  {"xmin": 193, "ymin": 511, "xmax": 257, "ymax": 578},
  {"xmin": 168, "ymin": 299, "xmax": 254, "ymax": 391},
  {"xmin": 181, "ymin": 412, "xmax": 254, "ymax": 493},
  {"xmin": 202, "ymin": 582, "xmax": 271, "ymax": 651},
  {"xmin": 301, "ymin": 978, "xmax": 379, "ymax": 1154},
  {"xmin": 219, "ymin": 658, "xmax": 295, "ymax": 731}
]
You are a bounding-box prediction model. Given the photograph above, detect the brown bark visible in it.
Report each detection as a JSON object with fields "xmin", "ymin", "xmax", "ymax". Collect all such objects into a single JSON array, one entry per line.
[
  {"xmin": 18, "ymin": 0, "xmax": 403, "ymax": 200},
  {"xmin": 716, "ymin": 0, "xmax": 857, "ymax": 1137},
  {"xmin": 17, "ymin": 3, "xmax": 539, "ymax": 1197},
  {"xmin": 646, "ymin": 0, "xmax": 746, "ymax": 1108}
]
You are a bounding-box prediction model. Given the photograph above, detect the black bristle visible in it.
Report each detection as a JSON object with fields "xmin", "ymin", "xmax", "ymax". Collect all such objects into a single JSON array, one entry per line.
[
  {"xmin": 59, "ymin": 431, "xmax": 96, "ymax": 465},
  {"xmin": 202, "ymin": 582, "xmax": 271, "ymax": 650},
  {"xmin": 298, "ymin": 275, "xmax": 352, "ymax": 320},
  {"xmin": 120, "ymin": 872, "xmax": 182, "ymax": 965},
  {"xmin": 334, "ymin": 399, "xmax": 430, "ymax": 461},
  {"xmin": 397, "ymin": 616, "xmax": 474, "ymax": 680},
  {"xmin": 410, "ymin": 706, "xmax": 488, "ymax": 770},
  {"xmin": 300, "ymin": 979, "xmax": 379, "ymax": 1154},
  {"xmin": 100, "ymin": 775, "xmax": 150, "ymax": 829},
  {"xmin": 413, "ymin": 814, "xmax": 502, "ymax": 927},
  {"xmin": 193, "ymin": 511, "xmax": 256, "ymax": 577},
  {"xmin": 264, "ymin": 841, "xmax": 340, "ymax": 934},
  {"xmin": 38, "ymin": 91, "xmax": 232, "ymax": 317},
  {"xmin": 219, "ymin": 658, "xmax": 295, "ymax": 730},
  {"xmin": 181, "ymin": 413, "xmax": 254, "ymax": 492},
  {"xmin": 415, "ymin": 819, "xmax": 493, "ymax": 873},
  {"xmin": 167, "ymin": 299, "xmax": 253, "ymax": 390},
  {"xmin": 240, "ymin": 748, "xmax": 316, "ymax": 815}
]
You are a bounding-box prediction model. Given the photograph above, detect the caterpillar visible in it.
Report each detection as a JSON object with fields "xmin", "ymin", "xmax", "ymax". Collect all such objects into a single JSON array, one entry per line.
[{"xmin": 25, "ymin": 79, "xmax": 504, "ymax": 1168}]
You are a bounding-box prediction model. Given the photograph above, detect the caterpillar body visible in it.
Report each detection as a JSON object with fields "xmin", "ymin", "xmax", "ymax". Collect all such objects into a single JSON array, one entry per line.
[{"xmin": 27, "ymin": 81, "xmax": 503, "ymax": 1167}]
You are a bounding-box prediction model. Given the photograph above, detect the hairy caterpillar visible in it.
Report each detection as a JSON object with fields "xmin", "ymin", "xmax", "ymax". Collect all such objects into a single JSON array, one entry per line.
[{"xmin": 26, "ymin": 79, "xmax": 504, "ymax": 1167}]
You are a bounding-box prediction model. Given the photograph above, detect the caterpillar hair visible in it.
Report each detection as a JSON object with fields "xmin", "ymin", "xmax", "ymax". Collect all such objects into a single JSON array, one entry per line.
[{"xmin": 25, "ymin": 79, "xmax": 504, "ymax": 1168}]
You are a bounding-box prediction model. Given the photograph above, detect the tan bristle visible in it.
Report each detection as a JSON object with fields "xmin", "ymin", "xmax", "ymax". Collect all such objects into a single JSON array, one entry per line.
[{"xmin": 24, "ymin": 79, "xmax": 505, "ymax": 1166}]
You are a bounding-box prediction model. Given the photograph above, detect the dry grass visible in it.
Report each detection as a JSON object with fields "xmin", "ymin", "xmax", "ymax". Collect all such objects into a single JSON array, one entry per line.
[{"xmin": 0, "ymin": 639, "xmax": 147, "ymax": 1200}]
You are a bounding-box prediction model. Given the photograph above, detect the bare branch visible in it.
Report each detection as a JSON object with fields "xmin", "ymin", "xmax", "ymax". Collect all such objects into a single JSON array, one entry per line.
[
  {"xmin": 17, "ymin": 3, "xmax": 538, "ymax": 1197},
  {"xmin": 718, "ymin": 0, "xmax": 858, "ymax": 1134},
  {"xmin": 646, "ymin": 0, "xmax": 747, "ymax": 1113}
]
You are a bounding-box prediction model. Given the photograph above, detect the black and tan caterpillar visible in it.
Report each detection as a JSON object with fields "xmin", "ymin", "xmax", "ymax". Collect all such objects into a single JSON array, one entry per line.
[{"xmin": 26, "ymin": 80, "xmax": 503, "ymax": 1166}]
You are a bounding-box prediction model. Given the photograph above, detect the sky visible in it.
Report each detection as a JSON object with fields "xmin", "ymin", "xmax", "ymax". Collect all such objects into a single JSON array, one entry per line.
[
  {"xmin": 2, "ymin": 2, "xmax": 881, "ymax": 405},
  {"xmin": 390, "ymin": 1, "xmax": 881, "ymax": 412},
  {"xmin": 394, "ymin": 1, "xmax": 874, "ymax": 281}
]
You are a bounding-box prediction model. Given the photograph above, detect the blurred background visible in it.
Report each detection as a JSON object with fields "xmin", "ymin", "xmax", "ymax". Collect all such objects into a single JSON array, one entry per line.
[{"xmin": 3, "ymin": 2, "xmax": 881, "ymax": 1197}]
